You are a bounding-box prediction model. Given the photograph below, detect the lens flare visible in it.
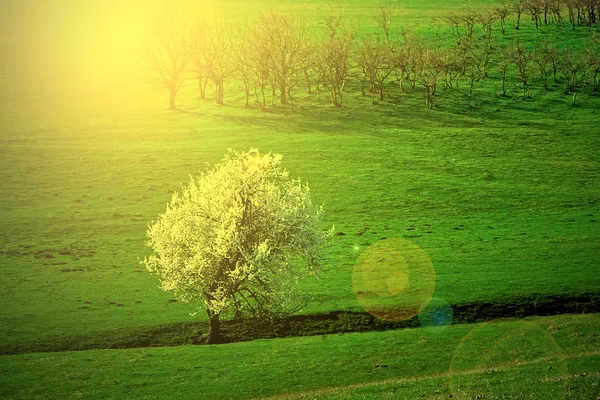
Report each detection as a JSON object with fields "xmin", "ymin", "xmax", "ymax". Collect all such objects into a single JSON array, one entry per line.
[
  {"xmin": 352, "ymin": 238, "xmax": 435, "ymax": 322},
  {"xmin": 418, "ymin": 297, "xmax": 453, "ymax": 329},
  {"xmin": 449, "ymin": 319, "xmax": 568, "ymax": 398}
]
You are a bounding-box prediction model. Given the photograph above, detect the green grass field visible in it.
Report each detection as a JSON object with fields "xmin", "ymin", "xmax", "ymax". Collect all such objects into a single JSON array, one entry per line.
[
  {"xmin": 1, "ymin": 0, "xmax": 599, "ymax": 398},
  {"xmin": 1, "ymin": 314, "xmax": 599, "ymax": 399}
]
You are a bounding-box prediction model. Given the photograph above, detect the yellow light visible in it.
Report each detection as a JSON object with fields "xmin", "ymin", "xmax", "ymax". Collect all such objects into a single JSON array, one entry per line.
[{"xmin": 352, "ymin": 238, "xmax": 436, "ymax": 322}]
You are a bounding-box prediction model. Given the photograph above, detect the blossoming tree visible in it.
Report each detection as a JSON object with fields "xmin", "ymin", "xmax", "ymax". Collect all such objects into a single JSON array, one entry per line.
[{"xmin": 143, "ymin": 149, "xmax": 332, "ymax": 343}]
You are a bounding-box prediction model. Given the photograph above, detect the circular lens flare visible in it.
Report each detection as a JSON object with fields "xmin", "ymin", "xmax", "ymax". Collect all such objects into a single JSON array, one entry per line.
[
  {"xmin": 449, "ymin": 319, "xmax": 568, "ymax": 398},
  {"xmin": 386, "ymin": 271, "xmax": 409, "ymax": 295},
  {"xmin": 418, "ymin": 297, "xmax": 453, "ymax": 329},
  {"xmin": 352, "ymin": 238, "xmax": 435, "ymax": 322}
]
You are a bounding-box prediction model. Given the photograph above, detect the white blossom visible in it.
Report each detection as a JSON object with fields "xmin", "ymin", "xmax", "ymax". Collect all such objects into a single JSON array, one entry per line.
[{"xmin": 143, "ymin": 149, "xmax": 333, "ymax": 320}]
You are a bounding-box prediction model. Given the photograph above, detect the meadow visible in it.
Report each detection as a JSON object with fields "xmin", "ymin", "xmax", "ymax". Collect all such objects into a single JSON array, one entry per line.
[
  {"xmin": 1, "ymin": 314, "xmax": 599, "ymax": 399},
  {"xmin": 0, "ymin": 0, "xmax": 599, "ymax": 398}
]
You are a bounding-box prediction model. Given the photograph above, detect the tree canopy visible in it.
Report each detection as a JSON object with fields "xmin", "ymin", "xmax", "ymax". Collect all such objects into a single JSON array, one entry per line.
[{"xmin": 143, "ymin": 149, "xmax": 332, "ymax": 343}]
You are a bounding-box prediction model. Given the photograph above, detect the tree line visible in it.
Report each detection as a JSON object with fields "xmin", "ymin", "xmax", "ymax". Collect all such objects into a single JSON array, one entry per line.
[{"xmin": 144, "ymin": 1, "xmax": 600, "ymax": 111}]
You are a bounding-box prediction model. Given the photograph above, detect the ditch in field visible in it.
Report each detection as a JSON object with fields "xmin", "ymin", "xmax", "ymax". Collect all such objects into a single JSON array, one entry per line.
[{"xmin": 2, "ymin": 292, "xmax": 598, "ymax": 356}]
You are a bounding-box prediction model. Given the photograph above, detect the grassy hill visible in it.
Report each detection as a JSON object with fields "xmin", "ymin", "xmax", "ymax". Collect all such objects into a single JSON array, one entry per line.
[
  {"xmin": 0, "ymin": 0, "xmax": 599, "ymax": 398},
  {"xmin": 1, "ymin": 314, "xmax": 599, "ymax": 399},
  {"xmin": 1, "ymin": 68, "xmax": 598, "ymax": 353}
]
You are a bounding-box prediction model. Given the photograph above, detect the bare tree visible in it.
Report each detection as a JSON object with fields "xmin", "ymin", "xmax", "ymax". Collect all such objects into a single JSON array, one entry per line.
[
  {"xmin": 203, "ymin": 21, "xmax": 235, "ymax": 105},
  {"xmin": 446, "ymin": 12, "xmax": 464, "ymax": 45},
  {"xmin": 539, "ymin": 40, "xmax": 562, "ymax": 82},
  {"xmin": 461, "ymin": 9, "xmax": 479, "ymax": 46},
  {"xmin": 540, "ymin": 0, "xmax": 553, "ymax": 24},
  {"xmin": 525, "ymin": 0, "xmax": 543, "ymax": 29},
  {"xmin": 372, "ymin": 38, "xmax": 396, "ymax": 102},
  {"xmin": 248, "ymin": 18, "xmax": 273, "ymax": 110},
  {"xmin": 442, "ymin": 51, "xmax": 462, "ymax": 89},
  {"xmin": 549, "ymin": 0, "xmax": 564, "ymax": 23},
  {"xmin": 564, "ymin": 0, "xmax": 599, "ymax": 27},
  {"xmin": 300, "ymin": 38, "xmax": 317, "ymax": 94},
  {"xmin": 581, "ymin": 0, "xmax": 599, "ymax": 27},
  {"xmin": 584, "ymin": 0, "xmax": 595, "ymax": 27},
  {"xmin": 375, "ymin": 5, "xmax": 393, "ymax": 41},
  {"xmin": 446, "ymin": 9, "xmax": 477, "ymax": 46},
  {"xmin": 495, "ymin": 46, "xmax": 511, "ymax": 96},
  {"xmin": 285, "ymin": 38, "xmax": 312, "ymax": 112},
  {"xmin": 559, "ymin": 47, "xmax": 594, "ymax": 104},
  {"xmin": 392, "ymin": 42, "xmax": 410, "ymax": 91},
  {"xmin": 585, "ymin": 36, "xmax": 600, "ymax": 90},
  {"xmin": 416, "ymin": 46, "xmax": 448, "ymax": 109},
  {"xmin": 565, "ymin": 0, "xmax": 578, "ymax": 28},
  {"xmin": 531, "ymin": 46, "xmax": 551, "ymax": 89},
  {"xmin": 507, "ymin": 39, "xmax": 532, "ymax": 98},
  {"xmin": 462, "ymin": 43, "xmax": 493, "ymax": 97},
  {"xmin": 478, "ymin": 8, "xmax": 496, "ymax": 44},
  {"xmin": 232, "ymin": 23, "xmax": 255, "ymax": 107},
  {"xmin": 143, "ymin": 12, "xmax": 191, "ymax": 109},
  {"xmin": 191, "ymin": 20, "xmax": 209, "ymax": 100},
  {"xmin": 480, "ymin": 43, "xmax": 495, "ymax": 79},
  {"xmin": 495, "ymin": 1, "xmax": 513, "ymax": 34},
  {"xmin": 254, "ymin": 10, "xmax": 308, "ymax": 105},
  {"xmin": 353, "ymin": 35, "xmax": 395, "ymax": 103},
  {"xmin": 352, "ymin": 37, "xmax": 373, "ymax": 96},
  {"xmin": 559, "ymin": 49, "xmax": 591, "ymax": 104},
  {"xmin": 511, "ymin": 0, "xmax": 527, "ymax": 29},
  {"xmin": 315, "ymin": 12, "xmax": 357, "ymax": 106},
  {"xmin": 397, "ymin": 31, "xmax": 426, "ymax": 90}
]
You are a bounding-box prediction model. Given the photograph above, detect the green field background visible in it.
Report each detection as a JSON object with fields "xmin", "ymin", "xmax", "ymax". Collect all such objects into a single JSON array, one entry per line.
[
  {"xmin": 1, "ymin": 0, "xmax": 599, "ymax": 352},
  {"xmin": 0, "ymin": 1, "xmax": 599, "ymax": 397}
]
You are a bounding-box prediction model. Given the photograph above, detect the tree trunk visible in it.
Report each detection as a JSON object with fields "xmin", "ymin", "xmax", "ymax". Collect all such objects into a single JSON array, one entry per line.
[
  {"xmin": 206, "ymin": 309, "xmax": 222, "ymax": 344},
  {"xmin": 243, "ymin": 79, "xmax": 250, "ymax": 107},
  {"xmin": 202, "ymin": 78, "xmax": 208, "ymax": 99},
  {"xmin": 271, "ymin": 86, "xmax": 276, "ymax": 106},
  {"xmin": 288, "ymin": 87, "xmax": 294, "ymax": 113},
  {"xmin": 198, "ymin": 77, "xmax": 207, "ymax": 99},
  {"xmin": 280, "ymin": 81, "xmax": 287, "ymax": 104},
  {"xmin": 335, "ymin": 89, "xmax": 342, "ymax": 107},
  {"xmin": 260, "ymin": 86, "xmax": 266, "ymax": 110},
  {"xmin": 304, "ymin": 71, "xmax": 312, "ymax": 93},
  {"xmin": 169, "ymin": 89, "xmax": 176, "ymax": 109},
  {"xmin": 572, "ymin": 84, "xmax": 587, "ymax": 105},
  {"xmin": 425, "ymin": 87, "xmax": 432, "ymax": 109}
]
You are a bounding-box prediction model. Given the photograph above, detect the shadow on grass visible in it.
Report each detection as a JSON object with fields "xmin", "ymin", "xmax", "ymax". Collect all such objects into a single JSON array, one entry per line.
[
  {"xmin": 172, "ymin": 107, "xmax": 205, "ymax": 117},
  {"xmin": 2, "ymin": 293, "xmax": 599, "ymax": 355}
]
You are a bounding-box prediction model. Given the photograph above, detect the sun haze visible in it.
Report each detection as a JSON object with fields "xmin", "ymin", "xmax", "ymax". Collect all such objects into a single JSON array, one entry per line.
[{"xmin": 0, "ymin": 0, "xmax": 230, "ymax": 123}]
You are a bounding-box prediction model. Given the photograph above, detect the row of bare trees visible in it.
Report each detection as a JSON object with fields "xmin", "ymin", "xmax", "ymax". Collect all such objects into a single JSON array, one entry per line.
[
  {"xmin": 492, "ymin": 0, "xmax": 600, "ymax": 30},
  {"xmin": 446, "ymin": 0, "xmax": 600, "ymax": 45},
  {"xmin": 415, "ymin": 32, "xmax": 600, "ymax": 107},
  {"xmin": 143, "ymin": 5, "xmax": 599, "ymax": 111},
  {"xmin": 502, "ymin": 38, "xmax": 600, "ymax": 103},
  {"xmin": 144, "ymin": 10, "xmax": 313, "ymax": 110}
]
